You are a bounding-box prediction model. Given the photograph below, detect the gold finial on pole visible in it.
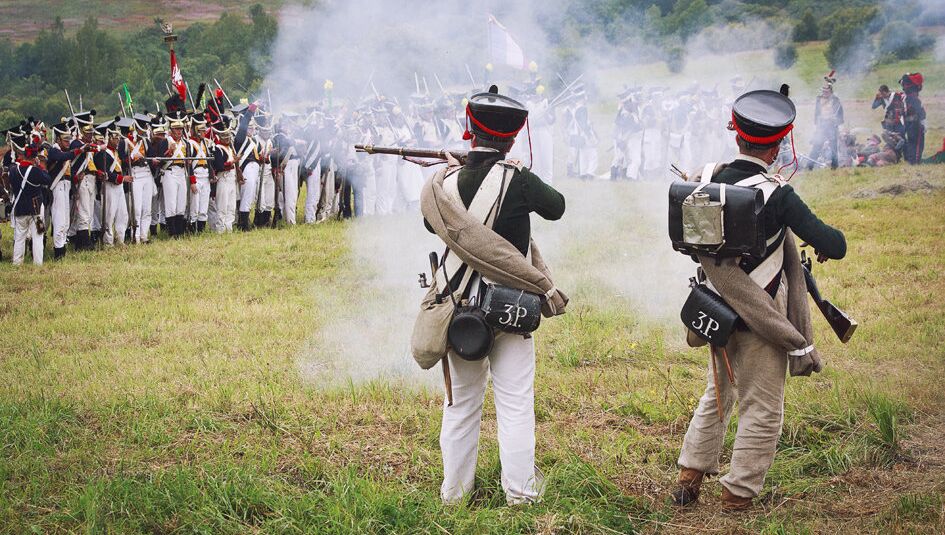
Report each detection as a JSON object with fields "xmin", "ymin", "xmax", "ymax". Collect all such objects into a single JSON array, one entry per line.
[{"xmin": 161, "ymin": 22, "xmax": 177, "ymax": 51}]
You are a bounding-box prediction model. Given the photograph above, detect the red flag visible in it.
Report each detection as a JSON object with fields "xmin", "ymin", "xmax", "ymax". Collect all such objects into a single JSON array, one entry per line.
[{"xmin": 170, "ymin": 50, "xmax": 187, "ymax": 103}]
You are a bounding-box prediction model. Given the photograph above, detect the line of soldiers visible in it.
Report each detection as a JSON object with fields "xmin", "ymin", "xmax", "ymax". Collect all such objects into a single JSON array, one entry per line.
[
  {"xmin": 0, "ymin": 90, "xmax": 403, "ymax": 264},
  {"xmin": 610, "ymin": 82, "xmax": 742, "ymax": 181}
]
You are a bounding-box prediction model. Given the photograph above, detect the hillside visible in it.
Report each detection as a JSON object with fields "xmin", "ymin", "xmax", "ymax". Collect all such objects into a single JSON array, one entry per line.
[{"xmin": 0, "ymin": 0, "xmax": 284, "ymax": 42}]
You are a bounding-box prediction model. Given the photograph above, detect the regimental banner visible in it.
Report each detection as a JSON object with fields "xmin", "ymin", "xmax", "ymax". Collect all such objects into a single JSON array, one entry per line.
[{"xmin": 487, "ymin": 14, "xmax": 526, "ymax": 70}]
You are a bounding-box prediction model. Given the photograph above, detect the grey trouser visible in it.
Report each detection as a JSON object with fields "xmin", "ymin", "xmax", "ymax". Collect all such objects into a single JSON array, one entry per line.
[{"xmin": 678, "ymin": 278, "xmax": 788, "ymax": 498}]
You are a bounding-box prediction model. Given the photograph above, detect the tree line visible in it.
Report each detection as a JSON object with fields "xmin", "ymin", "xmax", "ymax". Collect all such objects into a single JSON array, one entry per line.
[
  {"xmin": 1, "ymin": 0, "xmax": 941, "ymax": 131},
  {"xmin": 0, "ymin": 4, "xmax": 276, "ymax": 131}
]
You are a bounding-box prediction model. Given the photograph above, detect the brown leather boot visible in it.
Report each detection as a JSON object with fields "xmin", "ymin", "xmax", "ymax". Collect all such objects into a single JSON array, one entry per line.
[
  {"xmin": 720, "ymin": 485, "xmax": 753, "ymax": 511},
  {"xmin": 671, "ymin": 468, "xmax": 704, "ymax": 506}
]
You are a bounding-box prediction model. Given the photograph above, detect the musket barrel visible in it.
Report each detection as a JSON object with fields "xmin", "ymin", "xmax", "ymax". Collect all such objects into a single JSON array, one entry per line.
[{"xmin": 354, "ymin": 144, "xmax": 466, "ymax": 164}]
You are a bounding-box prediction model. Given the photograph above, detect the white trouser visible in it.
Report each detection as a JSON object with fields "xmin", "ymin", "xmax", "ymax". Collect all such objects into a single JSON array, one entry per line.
[
  {"xmin": 92, "ymin": 194, "xmax": 102, "ymax": 232},
  {"xmin": 74, "ymin": 175, "xmax": 96, "ymax": 231},
  {"xmin": 259, "ymin": 164, "xmax": 275, "ymax": 211},
  {"xmin": 51, "ymin": 180, "xmax": 71, "ymax": 248},
  {"xmin": 305, "ymin": 162, "xmax": 322, "ymax": 223},
  {"xmin": 190, "ymin": 168, "xmax": 211, "ymax": 222},
  {"xmin": 280, "ymin": 159, "xmax": 300, "ymax": 225},
  {"xmin": 396, "ymin": 161, "xmax": 423, "ymax": 212},
  {"xmin": 214, "ymin": 171, "xmax": 238, "ymax": 233},
  {"xmin": 131, "ymin": 166, "xmax": 154, "ymax": 242},
  {"xmin": 207, "ymin": 195, "xmax": 219, "ymax": 230},
  {"xmin": 360, "ymin": 166, "xmax": 377, "ymax": 216},
  {"xmin": 440, "ymin": 332, "xmax": 544, "ymax": 505},
  {"xmin": 12, "ymin": 214, "xmax": 44, "ymax": 265},
  {"xmin": 103, "ymin": 182, "xmax": 128, "ymax": 246},
  {"xmin": 239, "ymin": 162, "xmax": 260, "ymax": 212},
  {"xmin": 625, "ymin": 131, "xmax": 644, "ymax": 180},
  {"xmin": 318, "ymin": 164, "xmax": 339, "ymax": 223},
  {"xmin": 163, "ymin": 166, "xmax": 187, "ymax": 217},
  {"xmin": 578, "ymin": 147, "xmax": 599, "ymax": 177},
  {"xmin": 152, "ymin": 184, "xmax": 164, "ymax": 225},
  {"xmin": 374, "ymin": 161, "xmax": 397, "ymax": 215},
  {"xmin": 532, "ymin": 127, "xmax": 555, "ymax": 183}
]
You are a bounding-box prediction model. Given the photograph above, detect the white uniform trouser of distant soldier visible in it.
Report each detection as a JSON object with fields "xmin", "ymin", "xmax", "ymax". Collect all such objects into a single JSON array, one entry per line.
[
  {"xmin": 306, "ymin": 161, "xmax": 323, "ymax": 223},
  {"xmin": 152, "ymin": 184, "xmax": 164, "ymax": 229},
  {"xmin": 12, "ymin": 209, "xmax": 45, "ymax": 265},
  {"xmin": 239, "ymin": 161, "xmax": 261, "ymax": 215},
  {"xmin": 258, "ymin": 162, "xmax": 275, "ymax": 216},
  {"xmin": 130, "ymin": 165, "xmax": 154, "ymax": 242},
  {"xmin": 625, "ymin": 130, "xmax": 643, "ymax": 180},
  {"xmin": 532, "ymin": 125, "xmax": 555, "ymax": 183},
  {"xmin": 189, "ymin": 166, "xmax": 211, "ymax": 227},
  {"xmin": 73, "ymin": 173, "xmax": 96, "ymax": 233},
  {"xmin": 352, "ymin": 163, "xmax": 377, "ymax": 217},
  {"xmin": 50, "ymin": 179, "xmax": 71, "ymax": 250},
  {"xmin": 92, "ymin": 187, "xmax": 103, "ymax": 235},
  {"xmin": 279, "ymin": 158, "xmax": 300, "ymax": 225},
  {"xmin": 641, "ymin": 128, "xmax": 663, "ymax": 180},
  {"xmin": 163, "ymin": 166, "xmax": 188, "ymax": 221},
  {"xmin": 578, "ymin": 146, "xmax": 598, "ymax": 178},
  {"xmin": 102, "ymin": 181, "xmax": 128, "ymax": 246},
  {"xmin": 373, "ymin": 159, "xmax": 397, "ymax": 215},
  {"xmin": 317, "ymin": 160, "xmax": 339, "ymax": 221},
  {"xmin": 396, "ymin": 159, "xmax": 423, "ymax": 212},
  {"xmin": 440, "ymin": 280, "xmax": 544, "ymax": 505},
  {"xmin": 214, "ymin": 169, "xmax": 238, "ymax": 232}
]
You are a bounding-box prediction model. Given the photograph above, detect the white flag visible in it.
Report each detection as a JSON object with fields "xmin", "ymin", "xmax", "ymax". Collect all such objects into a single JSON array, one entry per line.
[{"xmin": 488, "ymin": 14, "xmax": 526, "ymax": 70}]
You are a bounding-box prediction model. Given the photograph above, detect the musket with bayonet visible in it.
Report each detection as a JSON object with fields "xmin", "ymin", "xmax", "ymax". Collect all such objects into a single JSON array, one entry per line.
[
  {"xmin": 354, "ymin": 144, "xmax": 467, "ymax": 166},
  {"xmin": 801, "ymin": 250, "xmax": 858, "ymax": 343},
  {"xmin": 214, "ymin": 78, "xmax": 234, "ymax": 108}
]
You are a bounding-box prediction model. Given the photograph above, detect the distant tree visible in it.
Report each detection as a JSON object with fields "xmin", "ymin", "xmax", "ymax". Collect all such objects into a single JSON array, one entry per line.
[
  {"xmin": 32, "ymin": 18, "xmax": 70, "ymax": 84},
  {"xmin": 819, "ymin": 6, "xmax": 883, "ymax": 41},
  {"xmin": 68, "ymin": 17, "xmax": 120, "ymax": 95},
  {"xmin": 665, "ymin": 46, "xmax": 685, "ymax": 73},
  {"xmin": 825, "ymin": 21, "xmax": 874, "ymax": 73},
  {"xmin": 775, "ymin": 44, "xmax": 798, "ymax": 68},
  {"xmin": 792, "ymin": 10, "xmax": 819, "ymax": 42},
  {"xmin": 877, "ymin": 20, "xmax": 934, "ymax": 60},
  {"xmin": 663, "ymin": 0, "xmax": 712, "ymax": 40}
]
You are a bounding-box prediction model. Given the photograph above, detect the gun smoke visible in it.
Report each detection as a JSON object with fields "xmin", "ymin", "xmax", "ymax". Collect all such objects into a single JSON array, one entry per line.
[{"xmin": 268, "ymin": 0, "xmax": 908, "ymax": 385}]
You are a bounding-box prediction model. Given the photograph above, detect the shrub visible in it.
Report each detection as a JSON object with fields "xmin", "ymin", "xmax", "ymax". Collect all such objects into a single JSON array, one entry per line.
[
  {"xmin": 793, "ymin": 10, "xmax": 819, "ymax": 42},
  {"xmin": 878, "ymin": 21, "xmax": 935, "ymax": 60},
  {"xmin": 775, "ymin": 44, "xmax": 798, "ymax": 69},
  {"xmin": 665, "ymin": 46, "xmax": 685, "ymax": 73},
  {"xmin": 825, "ymin": 22, "xmax": 874, "ymax": 74}
]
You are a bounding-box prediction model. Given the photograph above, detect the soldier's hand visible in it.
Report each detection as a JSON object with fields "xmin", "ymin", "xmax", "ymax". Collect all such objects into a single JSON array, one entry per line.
[
  {"xmin": 444, "ymin": 149, "xmax": 461, "ymax": 168},
  {"xmin": 815, "ymin": 251, "xmax": 829, "ymax": 263},
  {"xmin": 190, "ymin": 183, "xmax": 198, "ymax": 194}
]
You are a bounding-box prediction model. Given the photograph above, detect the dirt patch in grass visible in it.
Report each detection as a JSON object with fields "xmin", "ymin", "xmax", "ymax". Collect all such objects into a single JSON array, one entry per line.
[{"xmin": 852, "ymin": 178, "xmax": 942, "ymax": 199}]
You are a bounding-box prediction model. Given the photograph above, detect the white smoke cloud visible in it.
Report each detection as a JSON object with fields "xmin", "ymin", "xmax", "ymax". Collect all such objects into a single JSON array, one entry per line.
[{"xmin": 275, "ymin": 1, "xmax": 811, "ymax": 385}]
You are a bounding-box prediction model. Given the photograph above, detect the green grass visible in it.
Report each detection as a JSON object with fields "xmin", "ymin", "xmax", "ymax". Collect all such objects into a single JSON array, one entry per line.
[
  {"xmin": 0, "ymin": 37, "xmax": 944, "ymax": 534},
  {"xmin": 0, "ymin": 162, "xmax": 943, "ymax": 533}
]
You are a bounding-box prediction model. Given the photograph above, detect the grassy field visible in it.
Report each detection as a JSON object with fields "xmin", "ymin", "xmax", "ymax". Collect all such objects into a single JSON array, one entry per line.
[{"xmin": 0, "ymin": 161, "xmax": 943, "ymax": 533}]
